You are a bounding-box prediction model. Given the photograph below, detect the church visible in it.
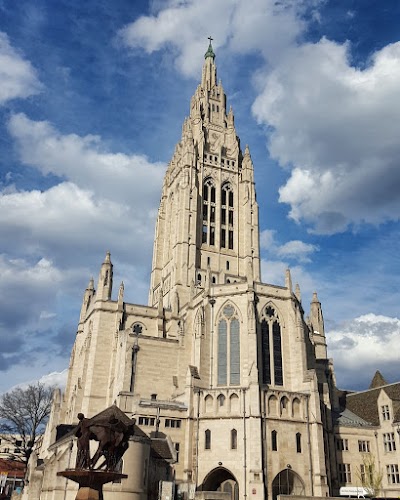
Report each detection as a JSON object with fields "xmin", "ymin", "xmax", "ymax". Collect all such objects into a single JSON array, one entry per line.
[{"xmin": 25, "ymin": 41, "xmax": 400, "ymax": 500}]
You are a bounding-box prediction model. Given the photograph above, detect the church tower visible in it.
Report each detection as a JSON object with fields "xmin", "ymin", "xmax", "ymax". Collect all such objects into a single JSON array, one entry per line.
[
  {"xmin": 34, "ymin": 40, "xmax": 338, "ymax": 500},
  {"xmin": 149, "ymin": 39, "xmax": 260, "ymax": 310}
]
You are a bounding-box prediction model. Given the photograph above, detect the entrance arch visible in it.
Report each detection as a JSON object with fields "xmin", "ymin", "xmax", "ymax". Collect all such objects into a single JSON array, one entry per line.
[
  {"xmin": 200, "ymin": 467, "xmax": 239, "ymax": 500},
  {"xmin": 271, "ymin": 468, "xmax": 305, "ymax": 500}
]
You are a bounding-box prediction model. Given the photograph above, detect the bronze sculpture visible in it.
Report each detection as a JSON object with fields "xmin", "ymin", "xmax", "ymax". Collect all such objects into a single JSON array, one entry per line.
[{"xmin": 74, "ymin": 411, "xmax": 135, "ymax": 471}]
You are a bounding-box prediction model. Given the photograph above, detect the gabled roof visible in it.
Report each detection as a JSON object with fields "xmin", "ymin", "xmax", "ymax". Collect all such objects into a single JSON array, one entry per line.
[
  {"xmin": 345, "ymin": 382, "xmax": 400, "ymax": 425},
  {"xmin": 83, "ymin": 404, "xmax": 134, "ymax": 427}
]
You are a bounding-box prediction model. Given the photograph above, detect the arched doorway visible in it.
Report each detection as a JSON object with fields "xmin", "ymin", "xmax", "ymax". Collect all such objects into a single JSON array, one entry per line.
[
  {"xmin": 271, "ymin": 468, "xmax": 305, "ymax": 500},
  {"xmin": 200, "ymin": 467, "xmax": 239, "ymax": 500}
]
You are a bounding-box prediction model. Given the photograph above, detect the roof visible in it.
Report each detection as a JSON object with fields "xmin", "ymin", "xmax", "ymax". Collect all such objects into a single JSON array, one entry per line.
[
  {"xmin": 83, "ymin": 404, "xmax": 134, "ymax": 427},
  {"xmin": 345, "ymin": 382, "xmax": 400, "ymax": 425},
  {"xmin": 333, "ymin": 408, "xmax": 373, "ymax": 428},
  {"xmin": 369, "ymin": 370, "xmax": 388, "ymax": 389},
  {"xmin": 151, "ymin": 439, "xmax": 173, "ymax": 461},
  {"xmin": 0, "ymin": 458, "xmax": 25, "ymax": 478}
]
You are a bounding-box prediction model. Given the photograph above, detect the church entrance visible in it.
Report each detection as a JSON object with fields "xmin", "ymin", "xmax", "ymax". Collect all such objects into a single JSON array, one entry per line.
[
  {"xmin": 200, "ymin": 467, "xmax": 239, "ymax": 500},
  {"xmin": 271, "ymin": 468, "xmax": 305, "ymax": 500}
]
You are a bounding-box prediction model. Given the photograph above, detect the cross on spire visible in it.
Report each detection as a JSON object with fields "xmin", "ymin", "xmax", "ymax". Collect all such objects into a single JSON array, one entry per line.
[{"xmin": 204, "ymin": 36, "xmax": 215, "ymax": 60}]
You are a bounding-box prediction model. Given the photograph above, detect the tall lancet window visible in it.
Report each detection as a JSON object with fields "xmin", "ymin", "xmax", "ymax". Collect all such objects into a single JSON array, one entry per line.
[
  {"xmin": 260, "ymin": 305, "xmax": 284, "ymax": 386},
  {"xmin": 221, "ymin": 183, "xmax": 234, "ymax": 249},
  {"xmin": 202, "ymin": 178, "xmax": 216, "ymax": 246},
  {"xmin": 166, "ymin": 192, "xmax": 175, "ymax": 259},
  {"xmin": 217, "ymin": 304, "xmax": 240, "ymax": 386}
]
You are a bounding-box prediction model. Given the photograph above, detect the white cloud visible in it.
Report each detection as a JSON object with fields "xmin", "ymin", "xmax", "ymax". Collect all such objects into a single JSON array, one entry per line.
[
  {"xmin": 0, "ymin": 254, "xmax": 80, "ymax": 331},
  {"xmin": 259, "ymin": 229, "xmax": 277, "ymax": 250},
  {"xmin": 260, "ymin": 228, "xmax": 318, "ymax": 263},
  {"xmin": 0, "ymin": 32, "xmax": 42, "ymax": 104},
  {"xmin": 7, "ymin": 113, "xmax": 164, "ymax": 210},
  {"xmin": 277, "ymin": 240, "xmax": 318, "ymax": 263},
  {"xmin": 38, "ymin": 369, "xmax": 68, "ymax": 389},
  {"xmin": 5, "ymin": 370, "xmax": 68, "ymax": 394},
  {"xmin": 4, "ymin": 114, "xmax": 166, "ymax": 267},
  {"xmin": 118, "ymin": 0, "xmax": 315, "ymax": 77},
  {"xmin": 327, "ymin": 313, "xmax": 400, "ymax": 389},
  {"xmin": 253, "ymin": 39, "xmax": 400, "ymax": 233}
]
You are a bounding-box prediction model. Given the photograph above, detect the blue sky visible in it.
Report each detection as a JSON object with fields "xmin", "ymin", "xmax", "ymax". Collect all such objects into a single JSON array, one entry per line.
[{"xmin": 0, "ymin": 0, "xmax": 399, "ymax": 394}]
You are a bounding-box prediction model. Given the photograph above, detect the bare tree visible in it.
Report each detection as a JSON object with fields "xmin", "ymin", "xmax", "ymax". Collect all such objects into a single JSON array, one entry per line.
[
  {"xmin": 0, "ymin": 382, "xmax": 54, "ymax": 465},
  {"xmin": 356, "ymin": 453, "xmax": 383, "ymax": 497}
]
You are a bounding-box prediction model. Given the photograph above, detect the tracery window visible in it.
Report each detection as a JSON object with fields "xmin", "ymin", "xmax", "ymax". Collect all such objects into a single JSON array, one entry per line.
[
  {"xmin": 132, "ymin": 323, "xmax": 143, "ymax": 335},
  {"xmin": 260, "ymin": 305, "xmax": 283, "ymax": 386},
  {"xmin": 202, "ymin": 178, "xmax": 216, "ymax": 246},
  {"xmin": 217, "ymin": 304, "xmax": 240, "ymax": 386},
  {"xmin": 221, "ymin": 183, "xmax": 234, "ymax": 249}
]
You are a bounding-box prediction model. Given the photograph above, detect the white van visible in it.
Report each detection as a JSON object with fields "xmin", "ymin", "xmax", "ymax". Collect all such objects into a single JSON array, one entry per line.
[{"xmin": 339, "ymin": 487, "xmax": 370, "ymax": 498}]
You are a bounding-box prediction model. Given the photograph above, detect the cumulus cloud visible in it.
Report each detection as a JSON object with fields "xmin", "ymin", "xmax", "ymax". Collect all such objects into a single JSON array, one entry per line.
[
  {"xmin": 0, "ymin": 32, "xmax": 42, "ymax": 104},
  {"xmin": 4, "ymin": 113, "xmax": 166, "ymax": 266},
  {"xmin": 277, "ymin": 240, "xmax": 318, "ymax": 263},
  {"xmin": 260, "ymin": 229, "xmax": 318, "ymax": 263},
  {"xmin": 118, "ymin": 0, "xmax": 317, "ymax": 77},
  {"xmin": 0, "ymin": 114, "xmax": 166, "ymax": 388},
  {"xmin": 7, "ymin": 113, "xmax": 164, "ymax": 210},
  {"xmin": 253, "ymin": 39, "xmax": 400, "ymax": 233},
  {"xmin": 0, "ymin": 255, "xmax": 63, "ymax": 334},
  {"xmin": 327, "ymin": 314, "xmax": 400, "ymax": 389}
]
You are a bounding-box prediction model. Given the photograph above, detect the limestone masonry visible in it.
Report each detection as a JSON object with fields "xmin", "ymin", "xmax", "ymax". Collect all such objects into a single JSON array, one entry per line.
[{"xmin": 25, "ymin": 41, "xmax": 400, "ymax": 500}]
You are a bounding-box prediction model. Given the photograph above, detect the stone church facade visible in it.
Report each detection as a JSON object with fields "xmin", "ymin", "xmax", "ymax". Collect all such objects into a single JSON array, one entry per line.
[{"xmin": 26, "ymin": 42, "xmax": 400, "ymax": 500}]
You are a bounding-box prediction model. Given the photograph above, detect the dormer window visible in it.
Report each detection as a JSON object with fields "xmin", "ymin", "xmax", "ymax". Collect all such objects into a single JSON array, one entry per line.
[{"xmin": 382, "ymin": 405, "xmax": 390, "ymax": 420}]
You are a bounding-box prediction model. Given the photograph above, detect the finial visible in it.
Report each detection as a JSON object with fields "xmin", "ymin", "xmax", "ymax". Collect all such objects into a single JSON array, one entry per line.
[
  {"xmin": 204, "ymin": 36, "xmax": 215, "ymax": 60},
  {"xmin": 311, "ymin": 291, "xmax": 319, "ymax": 303},
  {"xmin": 88, "ymin": 277, "xmax": 94, "ymax": 290},
  {"xmin": 285, "ymin": 268, "xmax": 292, "ymax": 292},
  {"xmin": 104, "ymin": 251, "xmax": 111, "ymax": 263}
]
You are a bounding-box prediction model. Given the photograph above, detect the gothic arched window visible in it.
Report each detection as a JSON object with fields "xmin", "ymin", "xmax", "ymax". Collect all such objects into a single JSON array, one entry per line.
[
  {"xmin": 260, "ymin": 305, "xmax": 284, "ymax": 386},
  {"xmin": 231, "ymin": 429, "xmax": 237, "ymax": 449},
  {"xmin": 217, "ymin": 304, "xmax": 240, "ymax": 386},
  {"xmin": 205, "ymin": 429, "xmax": 211, "ymax": 450},
  {"xmin": 202, "ymin": 178, "xmax": 216, "ymax": 246},
  {"xmin": 271, "ymin": 430, "xmax": 278, "ymax": 451},
  {"xmin": 220, "ymin": 183, "xmax": 234, "ymax": 250},
  {"xmin": 296, "ymin": 432, "xmax": 302, "ymax": 453}
]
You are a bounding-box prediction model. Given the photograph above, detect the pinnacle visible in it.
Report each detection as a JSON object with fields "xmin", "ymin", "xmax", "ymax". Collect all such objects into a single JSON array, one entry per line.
[{"xmin": 204, "ymin": 36, "xmax": 215, "ymax": 60}]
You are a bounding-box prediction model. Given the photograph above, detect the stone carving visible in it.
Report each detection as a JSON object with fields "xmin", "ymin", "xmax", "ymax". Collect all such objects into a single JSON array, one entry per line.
[{"xmin": 75, "ymin": 411, "xmax": 135, "ymax": 471}]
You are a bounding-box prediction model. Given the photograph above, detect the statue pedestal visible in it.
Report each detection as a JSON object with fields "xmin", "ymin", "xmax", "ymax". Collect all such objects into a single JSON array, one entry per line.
[{"xmin": 58, "ymin": 469, "xmax": 127, "ymax": 500}]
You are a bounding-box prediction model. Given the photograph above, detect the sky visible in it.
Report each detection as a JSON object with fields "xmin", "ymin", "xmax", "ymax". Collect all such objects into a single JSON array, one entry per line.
[{"xmin": 0, "ymin": 0, "xmax": 399, "ymax": 394}]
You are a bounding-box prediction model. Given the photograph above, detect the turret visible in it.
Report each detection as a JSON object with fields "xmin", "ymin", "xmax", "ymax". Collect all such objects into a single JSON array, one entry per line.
[
  {"xmin": 96, "ymin": 251, "xmax": 113, "ymax": 301},
  {"xmin": 310, "ymin": 292, "xmax": 327, "ymax": 359},
  {"xmin": 79, "ymin": 277, "xmax": 95, "ymax": 323}
]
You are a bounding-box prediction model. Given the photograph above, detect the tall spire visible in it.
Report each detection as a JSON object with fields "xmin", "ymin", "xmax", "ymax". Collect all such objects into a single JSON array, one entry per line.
[
  {"xmin": 201, "ymin": 37, "xmax": 217, "ymax": 90},
  {"xmin": 204, "ymin": 36, "xmax": 215, "ymax": 60}
]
